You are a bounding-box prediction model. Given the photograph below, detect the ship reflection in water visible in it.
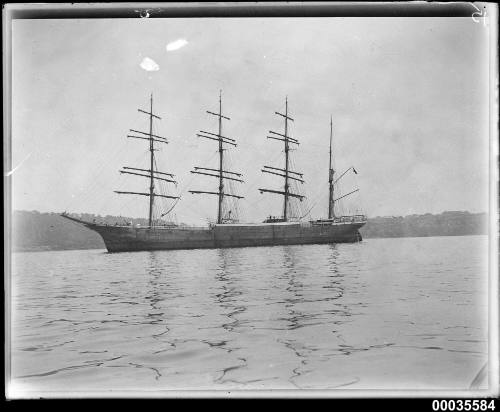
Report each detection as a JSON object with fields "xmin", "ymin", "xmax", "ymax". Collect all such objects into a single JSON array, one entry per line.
[{"xmin": 10, "ymin": 235, "xmax": 488, "ymax": 394}]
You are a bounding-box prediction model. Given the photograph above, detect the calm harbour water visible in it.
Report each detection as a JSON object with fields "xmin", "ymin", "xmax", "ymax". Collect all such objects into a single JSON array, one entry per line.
[{"xmin": 9, "ymin": 235, "xmax": 489, "ymax": 395}]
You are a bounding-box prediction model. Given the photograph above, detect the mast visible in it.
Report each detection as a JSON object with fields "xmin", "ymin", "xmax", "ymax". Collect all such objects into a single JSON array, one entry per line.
[
  {"xmin": 148, "ymin": 94, "xmax": 155, "ymax": 227},
  {"xmin": 189, "ymin": 91, "xmax": 244, "ymax": 224},
  {"xmin": 327, "ymin": 119, "xmax": 362, "ymax": 216},
  {"xmin": 217, "ymin": 91, "xmax": 224, "ymax": 224},
  {"xmin": 259, "ymin": 97, "xmax": 305, "ymax": 222},
  {"xmin": 283, "ymin": 97, "xmax": 290, "ymax": 220},
  {"xmin": 328, "ymin": 116, "xmax": 335, "ymax": 219},
  {"xmin": 115, "ymin": 94, "xmax": 179, "ymax": 227}
]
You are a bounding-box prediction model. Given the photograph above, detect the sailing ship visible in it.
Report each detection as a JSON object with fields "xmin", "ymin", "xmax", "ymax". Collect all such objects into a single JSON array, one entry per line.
[{"xmin": 62, "ymin": 93, "xmax": 367, "ymax": 252}]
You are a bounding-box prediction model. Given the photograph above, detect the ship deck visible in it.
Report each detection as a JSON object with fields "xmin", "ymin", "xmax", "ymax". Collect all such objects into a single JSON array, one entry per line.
[{"xmin": 65, "ymin": 215, "xmax": 367, "ymax": 230}]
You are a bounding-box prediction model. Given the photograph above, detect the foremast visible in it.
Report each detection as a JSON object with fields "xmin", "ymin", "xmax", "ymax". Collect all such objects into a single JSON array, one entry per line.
[
  {"xmin": 259, "ymin": 97, "xmax": 305, "ymax": 222},
  {"xmin": 189, "ymin": 91, "xmax": 244, "ymax": 224},
  {"xmin": 115, "ymin": 94, "xmax": 179, "ymax": 227}
]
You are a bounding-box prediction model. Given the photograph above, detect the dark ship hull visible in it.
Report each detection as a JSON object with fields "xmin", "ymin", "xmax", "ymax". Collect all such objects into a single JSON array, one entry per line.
[{"xmin": 63, "ymin": 215, "xmax": 365, "ymax": 253}]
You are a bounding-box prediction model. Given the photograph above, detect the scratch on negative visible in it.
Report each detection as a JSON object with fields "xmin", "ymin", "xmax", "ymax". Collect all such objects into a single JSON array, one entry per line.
[
  {"xmin": 331, "ymin": 377, "xmax": 360, "ymax": 388},
  {"xmin": 5, "ymin": 153, "xmax": 32, "ymax": 176}
]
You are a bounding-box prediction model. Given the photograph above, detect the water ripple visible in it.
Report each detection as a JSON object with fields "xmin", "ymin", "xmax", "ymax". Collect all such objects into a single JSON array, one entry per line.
[{"xmin": 10, "ymin": 236, "xmax": 488, "ymax": 391}]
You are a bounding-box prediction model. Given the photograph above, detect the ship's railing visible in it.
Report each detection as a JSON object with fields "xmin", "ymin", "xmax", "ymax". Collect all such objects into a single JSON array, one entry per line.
[
  {"xmin": 263, "ymin": 215, "xmax": 304, "ymax": 223},
  {"xmin": 154, "ymin": 225, "xmax": 212, "ymax": 231},
  {"xmin": 102, "ymin": 223, "xmax": 213, "ymax": 230},
  {"xmin": 263, "ymin": 216, "xmax": 286, "ymax": 223},
  {"xmin": 312, "ymin": 214, "xmax": 367, "ymax": 225},
  {"xmin": 333, "ymin": 215, "xmax": 367, "ymax": 223}
]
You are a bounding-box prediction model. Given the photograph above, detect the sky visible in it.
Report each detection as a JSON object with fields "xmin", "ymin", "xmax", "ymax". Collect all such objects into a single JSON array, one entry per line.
[{"xmin": 10, "ymin": 16, "xmax": 492, "ymax": 224}]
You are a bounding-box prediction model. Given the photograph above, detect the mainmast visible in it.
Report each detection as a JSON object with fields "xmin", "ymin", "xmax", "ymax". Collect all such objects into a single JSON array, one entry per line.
[
  {"xmin": 148, "ymin": 94, "xmax": 155, "ymax": 226},
  {"xmin": 189, "ymin": 91, "xmax": 244, "ymax": 224},
  {"xmin": 217, "ymin": 92, "xmax": 224, "ymax": 224},
  {"xmin": 115, "ymin": 94, "xmax": 179, "ymax": 227},
  {"xmin": 328, "ymin": 116, "xmax": 335, "ymax": 219},
  {"xmin": 259, "ymin": 97, "xmax": 305, "ymax": 222},
  {"xmin": 283, "ymin": 97, "xmax": 290, "ymax": 219}
]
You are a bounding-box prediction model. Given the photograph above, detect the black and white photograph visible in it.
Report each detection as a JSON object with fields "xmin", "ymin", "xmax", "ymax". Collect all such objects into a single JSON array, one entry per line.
[{"xmin": 4, "ymin": 2, "xmax": 499, "ymax": 399}]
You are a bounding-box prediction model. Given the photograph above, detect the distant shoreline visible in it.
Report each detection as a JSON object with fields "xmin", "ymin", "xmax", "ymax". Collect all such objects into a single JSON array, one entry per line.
[{"xmin": 10, "ymin": 209, "xmax": 487, "ymax": 253}]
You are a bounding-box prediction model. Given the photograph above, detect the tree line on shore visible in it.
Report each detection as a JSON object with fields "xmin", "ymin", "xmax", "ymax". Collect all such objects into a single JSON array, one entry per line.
[{"xmin": 10, "ymin": 210, "xmax": 488, "ymax": 252}]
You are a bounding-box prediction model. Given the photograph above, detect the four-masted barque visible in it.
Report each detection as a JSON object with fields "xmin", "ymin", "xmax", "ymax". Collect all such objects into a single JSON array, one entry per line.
[{"xmin": 62, "ymin": 93, "xmax": 367, "ymax": 252}]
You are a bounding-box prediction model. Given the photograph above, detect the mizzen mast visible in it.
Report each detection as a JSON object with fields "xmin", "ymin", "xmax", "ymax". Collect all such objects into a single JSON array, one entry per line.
[
  {"xmin": 189, "ymin": 91, "xmax": 244, "ymax": 224},
  {"xmin": 328, "ymin": 116, "xmax": 335, "ymax": 219},
  {"xmin": 115, "ymin": 94, "xmax": 179, "ymax": 227},
  {"xmin": 327, "ymin": 117, "xmax": 361, "ymax": 217},
  {"xmin": 259, "ymin": 97, "xmax": 305, "ymax": 222}
]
